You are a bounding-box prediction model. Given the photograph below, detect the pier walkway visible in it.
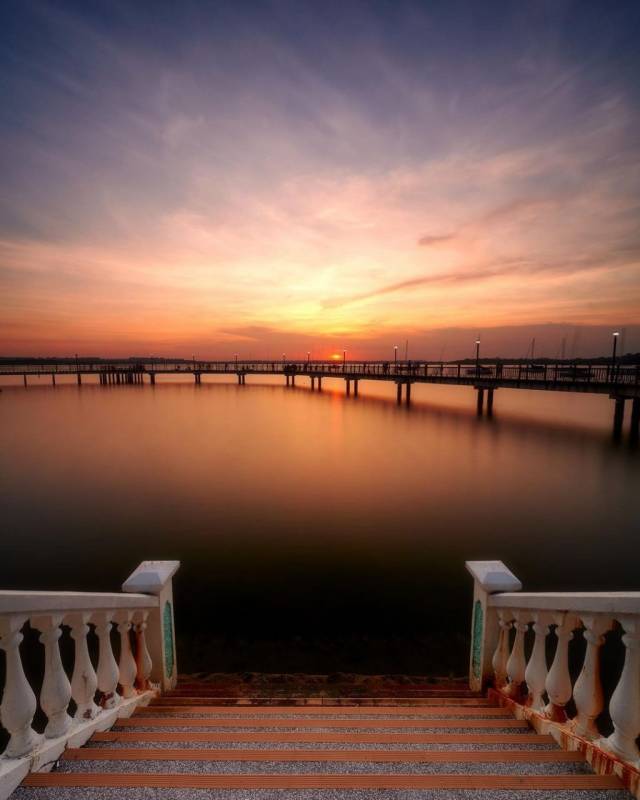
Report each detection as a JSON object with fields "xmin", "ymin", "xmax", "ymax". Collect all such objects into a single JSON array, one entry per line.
[{"xmin": 3, "ymin": 358, "xmax": 640, "ymax": 438}]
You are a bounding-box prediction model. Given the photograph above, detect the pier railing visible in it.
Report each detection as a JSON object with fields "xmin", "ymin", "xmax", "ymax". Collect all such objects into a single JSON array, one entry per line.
[
  {"xmin": 0, "ymin": 561, "xmax": 178, "ymax": 798},
  {"xmin": 467, "ymin": 561, "xmax": 640, "ymax": 786},
  {"xmin": 2, "ymin": 359, "xmax": 639, "ymax": 388}
]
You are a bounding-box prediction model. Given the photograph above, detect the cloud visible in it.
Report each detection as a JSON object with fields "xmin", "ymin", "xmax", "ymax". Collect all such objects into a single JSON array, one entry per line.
[
  {"xmin": 418, "ymin": 233, "xmax": 457, "ymax": 246},
  {"xmin": 322, "ymin": 266, "xmax": 513, "ymax": 309}
]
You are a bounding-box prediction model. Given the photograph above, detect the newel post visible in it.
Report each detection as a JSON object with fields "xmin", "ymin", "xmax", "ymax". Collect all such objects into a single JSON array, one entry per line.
[
  {"xmin": 122, "ymin": 560, "xmax": 180, "ymax": 691},
  {"xmin": 465, "ymin": 561, "xmax": 522, "ymax": 691}
]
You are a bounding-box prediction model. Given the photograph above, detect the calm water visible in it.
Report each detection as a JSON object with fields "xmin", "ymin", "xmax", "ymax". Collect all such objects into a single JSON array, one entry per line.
[{"xmin": 1, "ymin": 374, "xmax": 638, "ymax": 674}]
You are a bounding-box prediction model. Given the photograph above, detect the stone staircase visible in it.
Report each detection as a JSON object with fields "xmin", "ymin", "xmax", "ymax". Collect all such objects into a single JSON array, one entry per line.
[{"xmin": 14, "ymin": 682, "xmax": 628, "ymax": 799}]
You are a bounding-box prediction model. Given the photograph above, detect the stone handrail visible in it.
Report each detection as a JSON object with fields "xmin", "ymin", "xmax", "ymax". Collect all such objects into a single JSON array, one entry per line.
[
  {"xmin": 467, "ymin": 561, "xmax": 640, "ymax": 786},
  {"xmin": 0, "ymin": 560, "xmax": 179, "ymax": 800}
]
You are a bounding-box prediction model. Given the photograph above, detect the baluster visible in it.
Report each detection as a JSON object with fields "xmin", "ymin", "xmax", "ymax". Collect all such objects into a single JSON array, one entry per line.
[
  {"xmin": 572, "ymin": 614, "xmax": 611, "ymax": 738},
  {"xmin": 601, "ymin": 615, "xmax": 640, "ymax": 763},
  {"xmin": 0, "ymin": 615, "xmax": 41, "ymax": 757},
  {"xmin": 492, "ymin": 610, "xmax": 512, "ymax": 689},
  {"xmin": 115, "ymin": 610, "xmax": 137, "ymax": 698},
  {"xmin": 66, "ymin": 612, "xmax": 99, "ymax": 720},
  {"xmin": 544, "ymin": 612, "xmax": 577, "ymax": 722},
  {"xmin": 32, "ymin": 614, "xmax": 73, "ymax": 738},
  {"xmin": 133, "ymin": 610, "xmax": 152, "ymax": 690},
  {"xmin": 505, "ymin": 610, "xmax": 529, "ymax": 701},
  {"xmin": 93, "ymin": 611, "xmax": 120, "ymax": 708},
  {"xmin": 525, "ymin": 611, "xmax": 552, "ymax": 711}
]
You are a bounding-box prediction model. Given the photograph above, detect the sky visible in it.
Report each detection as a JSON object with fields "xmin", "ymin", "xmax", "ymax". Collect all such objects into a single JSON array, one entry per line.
[{"xmin": 1, "ymin": 0, "xmax": 639, "ymax": 359}]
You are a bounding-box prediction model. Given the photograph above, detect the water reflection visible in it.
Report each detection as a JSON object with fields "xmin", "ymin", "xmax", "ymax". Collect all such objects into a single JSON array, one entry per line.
[{"xmin": 1, "ymin": 378, "xmax": 638, "ymax": 673}]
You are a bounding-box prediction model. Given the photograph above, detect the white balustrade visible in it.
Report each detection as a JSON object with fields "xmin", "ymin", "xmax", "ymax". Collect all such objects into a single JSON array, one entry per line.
[
  {"xmin": 0, "ymin": 615, "xmax": 41, "ymax": 758},
  {"xmin": 93, "ymin": 611, "xmax": 120, "ymax": 709},
  {"xmin": 601, "ymin": 615, "xmax": 640, "ymax": 764},
  {"xmin": 544, "ymin": 611, "xmax": 577, "ymax": 722},
  {"xmin": 0, "ymin": 561, "xmax": 179, "ymax": 800},
  {"xmin": 133, "ymin": 610, "xmax": 152, "ymax": 690},
  {"xmin": 467, "ymin": 561, "xmax": 640, "ymax": 773},
  {"xmin": 67, "ymin": 612, "xmax": 99, "ymax": 721},
  {"xmin": 115, "ymin": 610, "xmax": 137, "ymax": 699},
  {"xmin": 572, "ymin": 614, "xmax": 611, "ymax": 738},
  {"xmin": 31, "ymin": 614, "xmax": 73, "ymax": 739},
  {"xmin": 524, "ymin": 610, "xmax": 551, "ymax": 711},
  {"xmin": 504, "ymin": 610, "xmax": 528, "ymax": 700},
  {"xmin": 492, "ymin": 610, "xmax": 512, "ymax": 690}
]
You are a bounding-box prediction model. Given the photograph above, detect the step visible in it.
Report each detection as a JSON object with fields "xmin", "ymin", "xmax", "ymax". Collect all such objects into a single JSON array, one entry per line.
[
  {"xmin": 21, "ymin": 772, "xmax": 624, "ymax": 790},
  {"xmin": 92, "ymin": 731, "xmax": 553, "ymax": 744},
  {"xmin": 16, "ymin": 696, "xmax": 629, "ymax": 800},
  {"xmin": 51, "ymin": 759, "xmax": 597, "ymax": 777},
  {"xmin": 63, "ymin": 748, "xmax": 586, "ymax": 763},
  {"xmin": 138, "ymin": 705, "xmax": 510, "ymax": 716},
  {"xmin": 117, "ymin": 717, "xmax": 528, "ymax": 729},
  {"xmin": 150, "ymin": 696, "xmax": 493, "ymax": 706}
]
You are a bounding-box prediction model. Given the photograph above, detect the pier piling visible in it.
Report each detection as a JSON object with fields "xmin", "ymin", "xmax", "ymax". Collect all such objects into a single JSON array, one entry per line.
[
  {"xmin": 629, "ymin": 398, "xmax": 639, "ymax": 442},
  {"xmin": 487, "ymin": 388, "xmax": 494, "ymax": 416},
  {"xmin": 476, "ymin": 388, "xmax": 484, "ymax": 415},
  {"xmin": 612, "ymin": 397, "xmax": 626, "ymax": 438}
]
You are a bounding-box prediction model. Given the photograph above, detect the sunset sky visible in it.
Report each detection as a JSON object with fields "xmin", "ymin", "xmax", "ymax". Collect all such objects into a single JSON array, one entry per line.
[{"xmin": 1, "ymin": 0, "xmax": 639, "ymax": 359}]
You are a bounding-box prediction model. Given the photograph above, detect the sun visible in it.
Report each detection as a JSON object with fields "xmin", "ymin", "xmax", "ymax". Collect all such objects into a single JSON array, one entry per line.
[{"xmin": 330, "ymin": 353, "xmax": 342, "ymax": 360}]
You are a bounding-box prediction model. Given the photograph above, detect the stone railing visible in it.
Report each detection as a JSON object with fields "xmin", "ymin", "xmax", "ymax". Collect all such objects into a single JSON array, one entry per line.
[
  {"xmin": 0, "ymin": 560, "xmax": 179, "ymax": 800},
  {"xmin": 467, "ymin": 561, "xmax": 640, "ymax": 793}
]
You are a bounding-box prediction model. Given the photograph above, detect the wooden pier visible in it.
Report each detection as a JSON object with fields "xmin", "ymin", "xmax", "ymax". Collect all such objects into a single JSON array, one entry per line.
[{"xmin": 3, "ymin": 358, "xmax": 640, "ymax": 440}]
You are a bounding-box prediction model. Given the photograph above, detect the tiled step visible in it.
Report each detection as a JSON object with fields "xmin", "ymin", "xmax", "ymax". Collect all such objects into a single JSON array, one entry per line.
[
  {"xmin": 63, "ymin": 747, "xmax": 585, "ymax": 763},
  {"xmin": 13, "ymin": 789, "xmax": 630, "ymax": 800},
  {"xmin": 21, "ymin": 773, "xmax": 624, "ymax": 790},
  {"xmin": 171, "ymin": 685, "xmax": 481, "ymax": 696},
  {"xmin": 16, "ymin": 696, "xmax": 630, "ymax": 799},
  {"xmin": 118, "ymin": 717, "xmax": 528, "ymax": 729},
  {"xmin": 46, "ymin": 761, "xmax": 605, "ymax": 777},
  {"xmin": 93, "ymin": 730, "xmax": 555, "ymax": 744},
  {"xmin": 139, "ymin": 704, "xmax": 508, "ymax": 715},
  {"xmin": 151, "ymin": 696, "xmax": 491, "ymax": 706}
]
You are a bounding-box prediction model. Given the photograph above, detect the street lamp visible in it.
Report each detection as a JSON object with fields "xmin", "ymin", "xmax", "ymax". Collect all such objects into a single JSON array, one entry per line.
[
  {"xmin": 394, "ymin": 345, "xmax": 398, "ymax": 365},
  {"xmin": 343, "ymin": 349, "xmax": 347, "ymax": 371},
  {"xmin": 307, "ymin": 351, "xmax": 311, "ymax": 365},
  {"xmin": 234, "ymin": 353, "xmax": 238, "ymax": 367},
  {"xmin": 611, "ymin": 331, "xmax": 619, "ymax": 382},
  {"xmin": 475, "ymin": 338, "xmax": 481, "ymax": 375}
]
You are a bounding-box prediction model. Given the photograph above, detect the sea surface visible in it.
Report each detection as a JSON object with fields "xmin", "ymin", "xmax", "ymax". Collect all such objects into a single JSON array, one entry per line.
[{"xmin": 1, "ymin": 373, "xmax": 638, "ymax": 675}]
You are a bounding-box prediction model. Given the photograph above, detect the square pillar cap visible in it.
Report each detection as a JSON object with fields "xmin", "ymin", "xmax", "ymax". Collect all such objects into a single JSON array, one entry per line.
[
  {"xmin": 122, "ymin": 560, "xmax": 180, "ymax": 595},
  {"xmin": 466, "ymin": 560, "xmax": 522, "ymax": 593}
]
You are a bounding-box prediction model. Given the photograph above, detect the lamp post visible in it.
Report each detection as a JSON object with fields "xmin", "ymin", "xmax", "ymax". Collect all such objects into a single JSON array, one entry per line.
[
  {"xmin": 475, "ymin": 338, "xmax": 481, "ymax": 376},
  {"xmin": 234, "ymin": 353, "xmax": 238, "ymax": 368},
  {"xmin": 394, "ymin": 345, "xmax": 398, "ymax": 365},
  {"xmin": 611, "ymin": 331, "xmax": 619, "ymax": 383},
  {"xmin": 343, "ymin": 349, "xmax": 347, "ymax": 372},
  {"xmin": 192, "ymin": 354, "xmax": 195, "ymax": 371},
  {"xmin": 307, "ymin": 351, "xmax": 310, "ymax": 366}
]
